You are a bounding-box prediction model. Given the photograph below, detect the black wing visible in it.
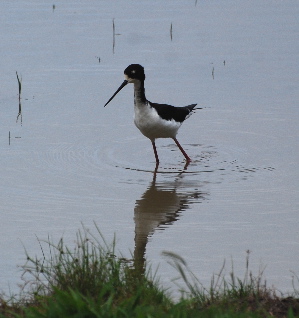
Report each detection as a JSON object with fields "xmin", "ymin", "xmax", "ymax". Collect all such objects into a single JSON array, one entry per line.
[{"xmin": 149, "ymin": 102, "xmax": 197, "ymax": 123}]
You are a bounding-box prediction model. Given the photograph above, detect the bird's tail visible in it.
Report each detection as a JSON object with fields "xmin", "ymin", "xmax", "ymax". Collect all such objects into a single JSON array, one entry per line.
[{"xmin": 186, "ymin": 103, "xmax": 197, "ymax": 112}]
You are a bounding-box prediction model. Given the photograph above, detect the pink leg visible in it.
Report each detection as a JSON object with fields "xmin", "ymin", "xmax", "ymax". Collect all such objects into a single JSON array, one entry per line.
[
  {"xmin": 173, "ymin": 138, "xmax": 191, "ymax": 162},
  {"xmin": 151, "ymin": 140, "xmax": 160, "ymax": 166}
]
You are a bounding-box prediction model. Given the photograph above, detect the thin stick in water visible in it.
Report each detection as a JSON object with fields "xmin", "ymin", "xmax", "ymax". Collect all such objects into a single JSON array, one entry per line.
[
  {"xmin": 112, "ymin": 18, "xmax": 115, "ymax": 54},
  {"xmin": 16, "ymin": 71, "xmax": 22, "ymax": 100}
]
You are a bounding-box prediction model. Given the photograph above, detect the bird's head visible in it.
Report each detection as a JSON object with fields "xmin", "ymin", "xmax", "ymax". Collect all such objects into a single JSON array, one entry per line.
[
  {"xmin": 104, "ymin": 64, "xmax": 145, "ymax": 107},
  {"xmin": 124, "ymin": 64, "xmax": 146, "ymax": 82}
]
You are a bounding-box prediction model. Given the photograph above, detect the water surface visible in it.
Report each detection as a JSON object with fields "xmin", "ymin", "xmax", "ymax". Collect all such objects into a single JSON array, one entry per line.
[{"xmin": 0, "ymin": 0, "xmax": 298, "ymax": 295}]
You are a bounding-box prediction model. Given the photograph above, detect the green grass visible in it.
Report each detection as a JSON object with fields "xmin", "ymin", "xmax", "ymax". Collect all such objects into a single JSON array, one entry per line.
[{"xmin": 1, "ymin": 223, "xmax": 298, "ymax": 318}]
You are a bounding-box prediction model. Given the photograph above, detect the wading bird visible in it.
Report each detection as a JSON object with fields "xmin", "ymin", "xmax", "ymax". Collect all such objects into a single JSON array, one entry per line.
[{"xmin": 104, "ymin": 64, "xmax": 197, "ymax": 166}]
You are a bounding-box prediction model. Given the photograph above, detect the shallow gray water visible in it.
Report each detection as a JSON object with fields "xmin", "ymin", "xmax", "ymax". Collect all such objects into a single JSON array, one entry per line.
[{"xmin": 0, "ymin": 0, "xmax": 298, "ymax": 296}]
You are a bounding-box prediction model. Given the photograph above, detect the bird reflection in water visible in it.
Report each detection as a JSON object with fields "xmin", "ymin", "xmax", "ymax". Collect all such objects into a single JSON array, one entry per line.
[{"xmin": 133, "ymin": 166, "xmax": 207, "ymax": 273}]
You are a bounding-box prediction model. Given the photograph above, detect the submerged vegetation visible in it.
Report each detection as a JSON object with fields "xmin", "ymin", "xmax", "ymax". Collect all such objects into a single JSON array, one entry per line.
[{"xmin": 0, "ymin": 224, "xmax": 298, "ymax": 317}]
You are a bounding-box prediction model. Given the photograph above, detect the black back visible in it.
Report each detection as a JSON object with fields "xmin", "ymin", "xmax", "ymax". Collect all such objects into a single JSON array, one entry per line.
[{"xmin": 149, "ymin": 102, "xmax": 197, "ymax": 123}]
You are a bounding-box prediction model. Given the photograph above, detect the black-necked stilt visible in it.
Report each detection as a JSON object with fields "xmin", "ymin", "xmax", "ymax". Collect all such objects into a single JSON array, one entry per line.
[{"xmin": 104, "ymin": 64, "xmax": 197, "ymax": 166}]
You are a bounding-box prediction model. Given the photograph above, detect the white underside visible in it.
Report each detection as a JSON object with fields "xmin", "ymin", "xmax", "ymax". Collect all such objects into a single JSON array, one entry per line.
[{"xmin": 134, "ymin": 102, "xmax": 181, "ymax": 141}]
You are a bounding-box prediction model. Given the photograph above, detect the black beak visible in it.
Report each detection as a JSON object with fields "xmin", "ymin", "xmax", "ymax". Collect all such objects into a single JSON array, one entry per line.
[{"xmin": 104, "ymin": 80, "xmax": 128, "ymax": 107}]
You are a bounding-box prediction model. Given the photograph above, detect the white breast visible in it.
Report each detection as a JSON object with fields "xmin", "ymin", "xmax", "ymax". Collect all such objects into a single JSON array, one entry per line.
[{"xmin": 134, "ymin": 102, "xmax": 181, "ymax": 141}]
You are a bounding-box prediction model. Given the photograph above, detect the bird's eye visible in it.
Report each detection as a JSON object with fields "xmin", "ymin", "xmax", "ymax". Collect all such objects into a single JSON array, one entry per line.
[{"xmin": 131, "ymin": 70, "xmax": 135, "ymax": 74}]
